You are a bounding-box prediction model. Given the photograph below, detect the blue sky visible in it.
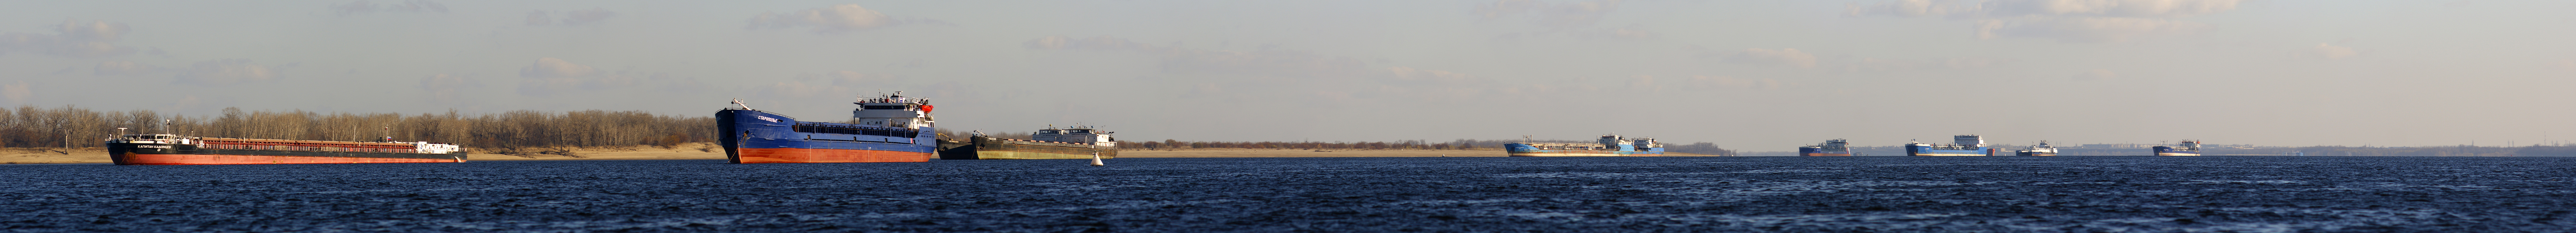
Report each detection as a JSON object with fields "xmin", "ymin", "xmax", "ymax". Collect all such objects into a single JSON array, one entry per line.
[{"xmin": 4, "ymin": 0, "xmax": 2574, "ymax": 150}]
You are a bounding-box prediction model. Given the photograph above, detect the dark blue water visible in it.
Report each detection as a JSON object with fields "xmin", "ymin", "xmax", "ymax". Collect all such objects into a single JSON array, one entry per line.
[{"xmin": 5, "ymin": 156, "xmax": 2575, "ymax": 232}]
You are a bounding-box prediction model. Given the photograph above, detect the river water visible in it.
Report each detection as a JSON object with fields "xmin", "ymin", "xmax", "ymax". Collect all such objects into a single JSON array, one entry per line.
[{"xmin": 4, "ymin": 156, "xmax": 2572, "ymax": 232}]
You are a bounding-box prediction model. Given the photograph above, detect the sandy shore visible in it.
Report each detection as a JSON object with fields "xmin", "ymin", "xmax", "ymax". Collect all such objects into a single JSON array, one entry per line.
[{"xmin": 1, "ymin": 145, "xmax": 1718, "ymax": 164}]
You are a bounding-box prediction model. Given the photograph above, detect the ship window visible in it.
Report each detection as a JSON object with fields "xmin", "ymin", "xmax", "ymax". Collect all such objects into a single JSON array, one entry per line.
[{"xmin": 862, "ymin": 105, "xmax": 907, "ymax": 110}]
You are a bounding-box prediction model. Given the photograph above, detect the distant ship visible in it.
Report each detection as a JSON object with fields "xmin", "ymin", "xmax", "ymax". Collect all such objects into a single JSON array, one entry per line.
[
  {"xmin": 105, "ymin": 134, "xmax": 466, "ymax": 165},
  {"xmin": 1504, "ymin": 134, "xmax": 1663, "ymax": 157},
  {"xmin": 2153, "ymin": 140, "xmax": 2202, "ymax": 156},
  {"xmin": 1798, "ymin": 139, "xmax": 1853, "ymax": 156},
  {"xmin": 1905, "ymin": 135, "xmax": 1991, "ymax": 156},
  {"xmin": 2014, "ymin": 140, "xmax": 2059, "ymax": 156},
  {"xmin": 940, "ymin": 125, "xmax": 1119, "ymax": 160},
  {"xmin": 717, "ymin": 92, "xmax": 938, "ymax": 163}
]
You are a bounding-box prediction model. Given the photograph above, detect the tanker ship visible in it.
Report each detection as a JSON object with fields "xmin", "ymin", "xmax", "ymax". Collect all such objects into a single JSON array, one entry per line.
[
  {"xmin": 717, "ymin": 92, "xmax": 938, "ymax": 163},
  {"xmin": 105, "ymin": 134, "xmax": 466, "ymax": 165},
  {"xmin": 1798, "ymin": 139, "xmax": 1853, "ymax": 156},
  {"xmin": 2153, "ymin": 140, "xmax": 2202, "ymax": 156},
  {"xmin": 1504, "ymin": 134, "xmax": 1664, "ymax": 156},
  {"xmin": 1905, "ymin": 135, "xmax": 1991, "ymax": 156},
  {"xmin": 940, "ymin": 125, "xmax": 1118, "ymax": 160},
  {"xmin": 2014, "ymin": 140, "xmax": 2059, "ymax": 156}
]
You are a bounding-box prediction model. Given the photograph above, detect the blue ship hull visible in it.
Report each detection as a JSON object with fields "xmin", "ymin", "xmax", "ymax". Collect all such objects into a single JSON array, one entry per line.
[
  {"xmin": 1503, "ymin": 143, "xmax": 1663, "ymax": 157},
  {"xmin": 1798, "ymin": 147, "xmax": 1852, "ymax": 156},
  {"xmin": 1906, "ymin": 145, "xmax": 1987, "ymax": 156},
  {"xmin": 2152, "ymin": 146, "xmax": 2202, "ymax": 156},
  {"xmin": 718, "ymin": 109, "xmax": 937, "ymax": 163}
]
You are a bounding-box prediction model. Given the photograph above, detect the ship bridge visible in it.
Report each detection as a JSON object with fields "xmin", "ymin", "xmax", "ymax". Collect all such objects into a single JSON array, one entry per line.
[{"xmin": 852, "ymin": 92, "xmax": 933, "ymax": 130}]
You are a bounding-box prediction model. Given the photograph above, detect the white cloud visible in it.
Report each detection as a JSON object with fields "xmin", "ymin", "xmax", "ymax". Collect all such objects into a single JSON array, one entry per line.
[
  {"xmin": 1723, "ymin": 48, "xmax": 1818, "ymax": 68},
  {"xmin": 173, "ymin": 59, "xmax": 284, "ymax": 85},
  {"xmin": 516, "ymin": 74, "xmax": 641, "ymax": 96},
  {"xmin": 1683, "ymin": 75, "xmax": 1782, "ymax": 90},
  {"xmin": 2309, "ymin": 43, "xmax": 2358, "ymax": 60},
  {"xmin": 332, "ymin": 0, "xmax": 446, "ymax": 16},
  {"xmin": 93, "ymin": 60, "xmax": 154, "ymax": 75},
  {"xmin": 419, "ymin": 74, "xmax": 477, "ymax": 102},
  {"xmin": 1847, "ymin": 57, "xmax": 2002, "ymax": 71},
  {"xmin": 560, "ymin": 8, "xmax": 616, "ymax": 25},
  {"xmin": 1975, "ymin": 17, "xmax": 2205, "ymax": 42},
  {"xmin": 1852, "ymin": 0, "xmax": 2240, "ymax": 42},
  {"xmin": 527, "ymin": 8, "xmax": 618, "ymax": 26},
  {"xmin": 519, "ymin": 57, "xmax": 597, "ymax": 77},
  {"xmin": 1851, "ymin": 0, "xmax": 2240, "ymax": 18},
  {"xmin": 1028, "ymin": 36, "xmax": 1549, "ymax": 102},
  {"xmin": 0, "ymin": 20, "xmax": 136, "ymax": 58},
  {"xmin": 524, "ymin": 11, "xmax": 552, "ymax": 26},
  {"xmin": 748, "ymin": 4, "xmax": 905, "ymax": 33},
  {"xmin": 1, "ymin": 81, "xmax": 28, "ymax": 104},
  {"xmin": 1474, "ymin": 0, "xmax": 1624, "ymax": 28},
  {"xmin": 1976, "ymin": 0, "xmax": 2240, "ymax": 18},
  {"xmin": 512, "ymin": 58, "xmax": 648, "ymax": 96}
]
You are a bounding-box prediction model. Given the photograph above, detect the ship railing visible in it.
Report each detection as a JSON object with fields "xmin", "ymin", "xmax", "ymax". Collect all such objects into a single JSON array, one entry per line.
[
  {"xmin": 198, "ymin": 143, "xmax": 430, "ymax": 154},
  {"xmin": 854, "ymin": 98, "xmax": 929, "ymax": 104},
  {"xmin": 990, "ymin": 137, "xmax": 1091, "ymax": 145}
]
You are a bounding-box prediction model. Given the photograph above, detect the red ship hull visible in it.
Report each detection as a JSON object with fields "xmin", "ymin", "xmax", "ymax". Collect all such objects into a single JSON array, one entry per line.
[
  {"xmin": 732, "ymin": 147, "xmax": 934, "ymax": 163},
  {"xmin": 112, "ymin": 153, "xmax": 462, "ymax": 165}
]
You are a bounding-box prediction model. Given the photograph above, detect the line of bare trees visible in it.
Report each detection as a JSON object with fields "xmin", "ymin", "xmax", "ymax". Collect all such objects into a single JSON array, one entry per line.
[
  {"xmin": 1092, "ymin": 138, "xmax": 1738, "ymax": 156},
  {"xmin": 0, "ymin": 105, "xmax": 715, "ymax": 149}
]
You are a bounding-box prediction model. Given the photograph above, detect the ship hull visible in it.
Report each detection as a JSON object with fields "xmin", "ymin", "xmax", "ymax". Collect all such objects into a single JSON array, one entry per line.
[
  {"xmin": 719, "ymin": 109, "xmax": 937, "ymax": 163},
  {"xmin": 2015, "ymin": 152, "xmax": 2058, "ymax": 156},
  {"xmin": 1906, "ymin": 145, "xmax": 1988, "ymax": 156},
  {"xmin": 2152, "ymin": 146, "xmax": 2200, "ymax": 156},
  {"xmin": 107, "ymin": 143, "xmax": 465, "ymax": 165},
  {"xmin": 939, "ymin": 136, "xmax": 1117, "ymax": 160},
  {"xmin": 1506, "ymin": 150, "xmax": 1662, "ymax": 156},
  {"xmin": 1797, "ymin": 147, "xmax": 1852, "ymax": 156}
]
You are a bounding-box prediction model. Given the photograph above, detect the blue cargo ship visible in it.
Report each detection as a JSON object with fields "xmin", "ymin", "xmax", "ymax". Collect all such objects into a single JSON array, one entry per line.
[
  {"xmin": 717, "ymin": 93, "xmax": 939, "ymax": 163},
  {"xmin": 2153, "ymin": 140, "xmax": 2202, "ymax": 156},
  {"xmin": 1905, "ymin": 135, "xmax": 1992, "ymax": 156},
  {"xmin": 1798, "ymin": 139, "xmax": 1853, "ymax": 156},
  {"xmin": 1504, "ymin": 134, "xmax": 1663, "ymax": 156}
]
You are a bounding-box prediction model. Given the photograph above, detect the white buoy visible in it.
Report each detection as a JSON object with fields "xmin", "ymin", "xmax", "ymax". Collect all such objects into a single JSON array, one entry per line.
[{"xmin": 1090, "ymin": 152, "xmax": 1105, "ymax": 166}]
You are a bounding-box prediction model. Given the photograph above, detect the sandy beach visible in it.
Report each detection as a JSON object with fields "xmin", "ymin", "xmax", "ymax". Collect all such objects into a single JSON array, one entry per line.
[{"xmin": 2, "ymin": 145, "xmax": 1718, "ymax": 164}]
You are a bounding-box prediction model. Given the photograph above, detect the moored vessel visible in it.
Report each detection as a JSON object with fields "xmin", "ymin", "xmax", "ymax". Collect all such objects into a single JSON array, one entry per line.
[
  {"xmin": 2153, "ymin": 140, "xmax": 2202, "ymax": 156},
  {"xmin": 105, "ymin": 134, "xmax": 466, "ymax": 165},
  {"xmin": 940, "ymin": 126, "xmax": 1119, "ymax": 160},
  {"xmin": 1906, "ymin": 135, "xmax": 1991, "ymax": 156},
  {"xmin": 1798, "ymin": 139, "xmax": 1853, "ymax": 156},
  {"xmin": 717, "ymin": 92, "xmax": 938, "ymax": 163},
  {"xmin": 2014, "ymin": 140, "xmax": 2059, "ymax": 156},
  {"xmin": 1505, "ymin": 134, "xmax": 1663, "ymax": 157}
]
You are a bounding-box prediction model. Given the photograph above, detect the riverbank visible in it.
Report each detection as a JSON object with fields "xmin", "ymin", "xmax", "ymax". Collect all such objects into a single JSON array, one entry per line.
[{"xmin": 2, "ymin": 145, "xmax": 1717, "ymax": 164}]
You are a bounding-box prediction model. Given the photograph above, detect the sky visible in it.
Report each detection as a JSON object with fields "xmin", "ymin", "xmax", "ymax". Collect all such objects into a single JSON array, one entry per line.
[{"xmin": 4, "ymin": 0, "xmax": 2574, "ymax": 150}]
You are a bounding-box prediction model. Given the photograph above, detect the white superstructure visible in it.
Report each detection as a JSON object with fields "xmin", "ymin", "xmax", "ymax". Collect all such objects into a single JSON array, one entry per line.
[{"xmin": 852, "ymin": 92, "xmax": 934, "ymax": 130}]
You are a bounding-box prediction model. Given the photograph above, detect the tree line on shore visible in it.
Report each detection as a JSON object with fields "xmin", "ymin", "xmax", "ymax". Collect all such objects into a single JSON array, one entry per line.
[
  {"xmin": 1080, "ymin": 138, "xmax": 1740, "ymax": 156},
  {"xmin": 9, "ymin": 105, "xmax": 1736, "ymax": 156},
  {"xmin": 0, "ymin": 105, "xmax": 714, "ymax": 150}
]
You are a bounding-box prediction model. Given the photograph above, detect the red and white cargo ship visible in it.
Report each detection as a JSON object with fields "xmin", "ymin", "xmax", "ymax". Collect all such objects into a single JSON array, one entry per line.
[{"xmin": 104, "ymin": 134, "xmax": 468, "ymax": 165}]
